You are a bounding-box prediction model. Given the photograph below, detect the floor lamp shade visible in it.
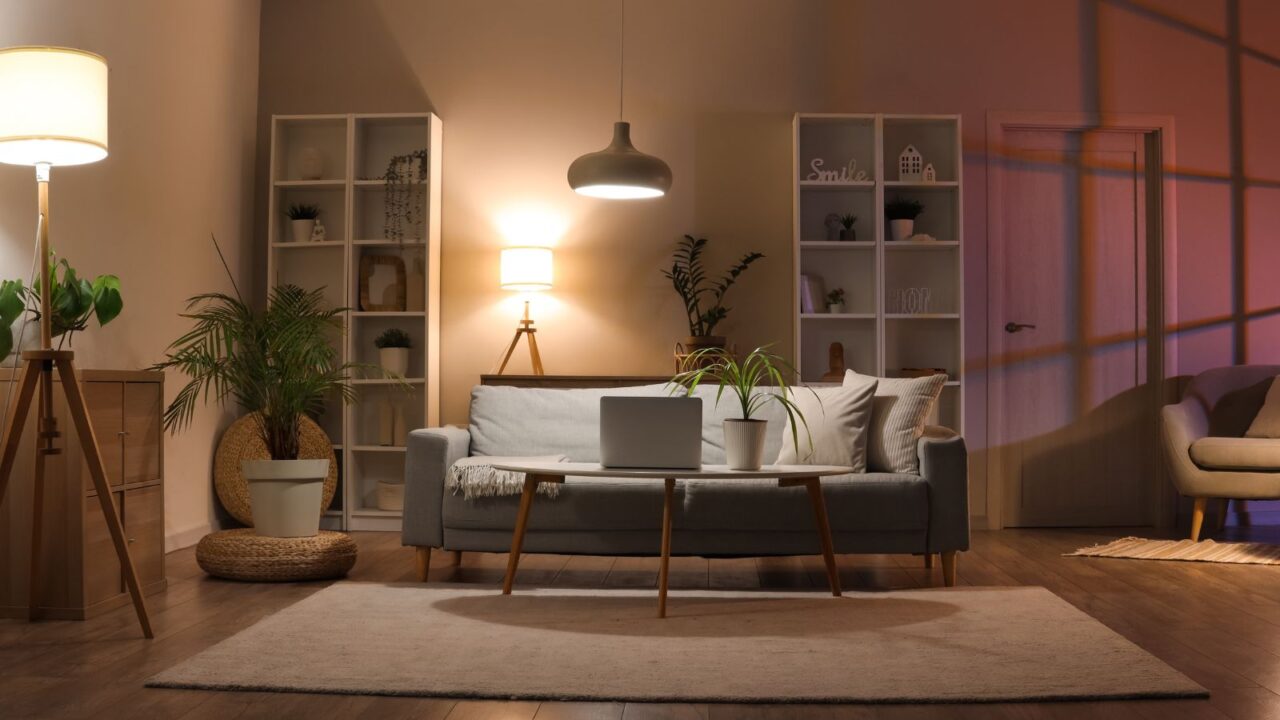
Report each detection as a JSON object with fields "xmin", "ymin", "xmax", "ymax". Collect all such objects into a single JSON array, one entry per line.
[
  {"xmin": 500, "ymin": 247, "xmax": 554, "ymax": 291},
  {"xmin": 568, "ymin": 122, "xmax": 671, "ymax": 199},
  {"xmin": 0, "ymin": 46, "xmax": 108, "ymax": 167}
]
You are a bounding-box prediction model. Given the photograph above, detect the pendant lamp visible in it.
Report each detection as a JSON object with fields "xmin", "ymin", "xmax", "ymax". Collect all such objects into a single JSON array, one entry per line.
[{"xmin": 567, "ymin": 0, "xmax": 671, "ymax": 199}]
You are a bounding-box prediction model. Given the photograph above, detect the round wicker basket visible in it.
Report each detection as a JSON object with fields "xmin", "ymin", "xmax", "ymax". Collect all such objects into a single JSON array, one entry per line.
[
  {"xmin": 196, "ymin": 529, "xmax": 357, "ymax": 582},
  {"xmin": 214, "ymin": 414, "xmax": 338, "ymax": 527}
]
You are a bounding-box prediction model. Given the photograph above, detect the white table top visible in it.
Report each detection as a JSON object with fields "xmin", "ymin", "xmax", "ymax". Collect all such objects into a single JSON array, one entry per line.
[{"xmin": 489, "ymin": 461, "xmax": 852, "ymax": 480}]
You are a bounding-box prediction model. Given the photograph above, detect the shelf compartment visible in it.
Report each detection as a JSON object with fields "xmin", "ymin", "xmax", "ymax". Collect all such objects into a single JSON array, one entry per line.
[
  {"xmin": 272, "ymin": 117, "xmax": 348, "ymax": 183},
  {"xmin": 884, "ymin": 318, "xmax": 960, "ymax": 381},
  {"xmin": 881, "ymin": 188, "xmax": 957, "ymax": 242},
  {"xmin": 350, "ymin": 384, "xmax": 424, "ymax": 447},
  {"xmin": 885, "ymin": 240, "xmax": 959, "ymax": 250},
  {"xmin": 883, "ymin": 116, "xmax": 958, "ymax": 183},
  {"xmin": 800, "ymin": 247, "xmax": 876, "ymax": 315},
  {"xmin": 797, "ymin": 115, "xmax": 877, "ymax": 183},
  {"xmin": 271, "ymin": 243, "xmax": 346, "ymax": 313},
  {"xmin": 885, "ymin": 249, "xmax": 960, "ymax": 314},
  {"xmin": 799, "ymin": 316, "xmax": 876, "ymax": 384},
  {"xmin": 353, "ymin": 184, "xmax": 427, "ymax": 244},
  {"xmin": 799, "ymin": 241, "xmax": 874, "ymax": 249},
  {"xmin": 275, "ymin": 186, "xmax": 347, "ymax": 246},
  {"xmin": 353, "ymin": 244, "xmax": 428, "ymax": 313},
  {"xmin": 354, "ymin": 115, "xmax": 431, "ymax": 181},
  {"xmin": 799, "ymin": 188, "xmax": 875, "ymax": 244},
  {"xmin": 349, "ymin": 450, "xmax": 407, "ymax": 515}
]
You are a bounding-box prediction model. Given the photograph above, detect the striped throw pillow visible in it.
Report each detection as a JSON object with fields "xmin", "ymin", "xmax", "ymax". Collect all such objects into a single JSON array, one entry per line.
[{"xmin": 844, "ymin": 370, "xmax": 946, "ymax": 473}]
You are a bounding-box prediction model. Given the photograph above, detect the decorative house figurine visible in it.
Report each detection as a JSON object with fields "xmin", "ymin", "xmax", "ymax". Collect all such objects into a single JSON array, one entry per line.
[
  {"xmin": 898, "ymin": 144, "xmax": 923, "ymax": 181},
  {"xmin": 922, "ymin": 163, "xmax": 937, "ymax": 182}
]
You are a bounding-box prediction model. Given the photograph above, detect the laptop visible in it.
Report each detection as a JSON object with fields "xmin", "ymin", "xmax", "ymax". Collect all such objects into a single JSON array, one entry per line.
[{"xmin": 600, "ymin": 396, "xmax": 703, "ymax": 469}]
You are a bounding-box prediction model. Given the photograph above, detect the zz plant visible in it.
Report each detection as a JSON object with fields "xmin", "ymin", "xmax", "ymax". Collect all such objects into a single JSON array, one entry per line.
[{"xmin": 663, "ymin": 234, "xmax": 763, "ymax": 339}]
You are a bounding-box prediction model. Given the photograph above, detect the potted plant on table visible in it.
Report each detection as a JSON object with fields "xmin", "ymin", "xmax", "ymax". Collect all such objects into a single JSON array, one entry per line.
[
  {"xmin": 374, "ymin": 328, "xmax": 412, "ymax": 377},
  {"xmin": 885, "ymin": 197, "xmax": 924, "ymax": 241},
  {"xmin": 286, "ymin": 203, "xmax": 321, "ymax": 244},
  {"xmin": 663, "ymin": 234, "xmax": 764, "ymax": 353},
  {"xmin": 155, "ymin": 261, "xmax": 366, "ymax": 538},
  {"xmin": 672, "ymin": 346, "xmax": 810, "ymax": 471},
  {"xmin": 826, "ymin": 288, "xmax": 846, "ymax": 314}
]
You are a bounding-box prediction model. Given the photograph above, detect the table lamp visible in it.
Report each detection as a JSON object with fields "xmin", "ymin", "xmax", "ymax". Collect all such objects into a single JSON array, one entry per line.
[
  {"xmin": 0, "ymin": 46, "xmax": 153, "ymax": 637},
  {"xmin": 496, "ymin": 246, "xmax": 552, "ymax": 375}
]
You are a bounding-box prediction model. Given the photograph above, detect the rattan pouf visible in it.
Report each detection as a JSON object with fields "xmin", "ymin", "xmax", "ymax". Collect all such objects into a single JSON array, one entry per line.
[{"xmin": 196, "ymin": 529, "xmax": 357, "ymax": 582}]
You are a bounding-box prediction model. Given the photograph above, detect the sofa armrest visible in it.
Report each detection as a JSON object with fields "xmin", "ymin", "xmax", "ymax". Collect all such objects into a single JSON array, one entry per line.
[
  {"xmin": 918, "ymin": 425, "xmax": 969, "ymax": 552},
  {"xmin": 402, "ymin": 426, "xmax": 471, "ymax": 548},
  {"xmin": 1161, "ymin": 400, "xmax": 1212, "ymax": 497}
]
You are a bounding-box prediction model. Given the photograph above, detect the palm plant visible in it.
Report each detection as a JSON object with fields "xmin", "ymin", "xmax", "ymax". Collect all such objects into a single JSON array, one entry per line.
[
  {"xmin": 671, "ymin": 345, "xmax": 812, "ymax": 453},
  {"xmin": 154, "ymin": 281, "xmax": 363, "ymax": 461}
]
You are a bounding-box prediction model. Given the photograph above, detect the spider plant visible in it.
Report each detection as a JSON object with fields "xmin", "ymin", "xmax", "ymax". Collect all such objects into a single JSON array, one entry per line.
[{"xmin": 671, "ymin": 345, "xmax": 812, "ymax": 453}]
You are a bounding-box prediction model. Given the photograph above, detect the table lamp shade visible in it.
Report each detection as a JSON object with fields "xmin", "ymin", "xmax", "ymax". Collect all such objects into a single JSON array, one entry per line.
[
  {"xmin": 0, "ymin": 46, "xmax": 108, "ymax": 166},
  {"xmin": 500, "ymin": 247, "xmax": 553, "ymax": 291}
]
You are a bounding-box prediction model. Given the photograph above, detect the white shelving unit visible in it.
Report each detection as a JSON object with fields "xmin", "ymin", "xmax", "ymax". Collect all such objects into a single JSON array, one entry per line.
[
  {"xmin": 267, "ymin": 113, "xmax": 442, "ymax": 531},
  {"xmin": 792, "ymin": 113, "xmax": 963, "ymax": 431}
]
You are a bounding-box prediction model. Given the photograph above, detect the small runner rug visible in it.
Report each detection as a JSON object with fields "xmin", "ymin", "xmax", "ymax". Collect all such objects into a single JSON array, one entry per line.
[
  {"xmin": 148, "ymin": 583, "xmax": 1205, "ymax": 703},
  {"xmin": 1068, "ymin": 536, "xmax": 1280, "ymax": 565}
]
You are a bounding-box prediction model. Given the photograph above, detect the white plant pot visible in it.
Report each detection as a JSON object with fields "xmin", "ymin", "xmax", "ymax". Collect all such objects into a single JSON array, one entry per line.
[
  {"xmin": 890, "ymin": 218, "xmax": 915, "ymax": 242},
  {"xmin": 724, "ymin": 419, "xmax": 768, "ymax": 471},
  {"xmin": 827, "ymin": 302, "xmax": 845, "ymax": 314},
  {"xmin": 290, "ymin": 218, "xmax": 317, "ymax": 244},
  {"xmin": 242, "ymin": 458, "xmax": 329, "ymax": 538},
  {"xmin": 379, "ymin": 347, "xmax": 410, "ymax": 377}
]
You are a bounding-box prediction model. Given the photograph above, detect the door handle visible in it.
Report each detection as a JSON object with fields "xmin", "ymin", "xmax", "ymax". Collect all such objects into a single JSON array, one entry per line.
[{"xmin": 1004, "ymin": 322, "xmax": 1037, "ymax": 333}]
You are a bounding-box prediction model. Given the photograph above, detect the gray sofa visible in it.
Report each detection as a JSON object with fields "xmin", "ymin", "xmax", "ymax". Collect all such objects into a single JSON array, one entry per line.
[{"xmin": 402, "ymin": 383, "xmax": 969, "ymax": 585}]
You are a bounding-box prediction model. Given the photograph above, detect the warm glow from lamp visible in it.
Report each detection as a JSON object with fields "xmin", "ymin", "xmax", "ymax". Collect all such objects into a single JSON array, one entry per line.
[
  {"xmin": 0, "ymin": 47, "xmax": 108, "ymax": 166},
  {"xmin": 500, "ymin": 247, "xmax": 554, "ymax": 291}
]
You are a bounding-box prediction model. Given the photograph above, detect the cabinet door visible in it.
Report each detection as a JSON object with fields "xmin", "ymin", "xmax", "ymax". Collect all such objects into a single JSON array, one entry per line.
[
  {"xmin": 123, "ymin": 485, "xmax": 164, "ymax": 588},
  {"xmin": 83, "ymin": 492, "xmax": 123, "ymax": 607},
  {"xmin": 81, "ymin": 382, "xmax": 124, "ymax": 489},
  {"xmin": 122, "ymin": 383, "xmax": 162, "ymax": 485}
]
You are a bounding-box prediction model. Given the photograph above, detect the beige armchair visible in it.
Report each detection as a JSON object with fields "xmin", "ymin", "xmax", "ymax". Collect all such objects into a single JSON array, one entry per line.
[{"xmin": 1162, "ymin": 364, "xmax": 1280, "ymax": 540}]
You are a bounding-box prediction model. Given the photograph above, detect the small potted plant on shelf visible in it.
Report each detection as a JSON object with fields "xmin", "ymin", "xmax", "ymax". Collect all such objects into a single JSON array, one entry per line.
[
  {"xmin": 375, "ymin": 327, "xmax": 412, "ymax": 377},
  {"xmin": 885, "ymin": 197, "xmax": 924, "ymax": 242},
  {"xmin": 826, "ymin": 288, "xmax": 846, "ymax": 314},
  {"xmin": 155, "ymin": 244, "xmax": 369, "ymax": 538},
  {"xmin": 286, "ymin": 203, "xmax": 321, "ymax": 244},
  {"xmin": 672, "ymin": 346, "xmax": 810, "ymax": 471},
  {"xmin": 839, "ymin": 214, "xmax": 858, "ymax": 242},
  {"xmin": 663, "ymin": 234, "xmax": 764, "ymax": 353}
]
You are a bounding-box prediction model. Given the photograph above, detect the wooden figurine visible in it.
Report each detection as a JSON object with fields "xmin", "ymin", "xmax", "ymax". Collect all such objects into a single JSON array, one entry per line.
[{"xmin": 820, "ymin": 342, "xmax": 846, "ymax": 382}]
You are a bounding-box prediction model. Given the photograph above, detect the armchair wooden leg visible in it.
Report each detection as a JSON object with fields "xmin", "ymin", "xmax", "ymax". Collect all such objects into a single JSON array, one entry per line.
[
  {"xmin": 415, "ymin": 547, "xmax": 433, "ymax": 582},
  {"xmin": 1190, "ymin": 497, "xmax": 1207, "ymax": 541},
  {"xmin": 940, "ymin": 551, "xmax": 957, "ymax": 587}
]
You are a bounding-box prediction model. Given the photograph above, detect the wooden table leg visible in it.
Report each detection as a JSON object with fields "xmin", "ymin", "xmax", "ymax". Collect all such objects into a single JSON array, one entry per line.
[
  {"xmin": 804, "ymin": 478, "xmax": 842, "ymax": 597},
  {"xmin": 503, "ymin": 475, "xmax": 539, "ymax": 594},
  {"xmin": 658, "ymin": 478, "xmax": 675, "ymax": 618}
]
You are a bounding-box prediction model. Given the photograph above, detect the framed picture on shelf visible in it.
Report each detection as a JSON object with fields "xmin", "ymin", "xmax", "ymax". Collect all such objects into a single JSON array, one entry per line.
[{"xmin": 359, "ymin": 255, "xmax": 407, "ymax": 311}]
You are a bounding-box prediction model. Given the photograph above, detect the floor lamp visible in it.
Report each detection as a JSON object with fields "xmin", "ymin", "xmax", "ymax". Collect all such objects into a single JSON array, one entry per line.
[
  {"xmin": 0, "ymin": 46, "xmax": 153, "ymax": 638},
  {"xmin": 496, "ymin": 247, "xmax": 553, "ymax": 375}
]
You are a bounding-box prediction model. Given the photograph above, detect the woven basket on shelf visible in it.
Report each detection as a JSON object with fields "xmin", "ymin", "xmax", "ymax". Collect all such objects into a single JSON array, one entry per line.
[
  {"xmin": 214, "ymin": 414, "xmax": 338, "ymax": 527},
  {"xmin": 196, "ymin": 529, "xmax": 357, "ymax": 582}
]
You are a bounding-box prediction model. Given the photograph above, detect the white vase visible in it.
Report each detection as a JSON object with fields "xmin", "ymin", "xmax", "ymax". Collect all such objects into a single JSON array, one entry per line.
[
  {"xmin": 724, "ymin": 419, "xmax": 768, "ymax": 471},
  {"xmin": 380, "ymin": 347, "xmax": 409, "ymax": 376},
  {"xmin": 298, "ymin": 146, "xmax": 324, "ymax": 180},
  {"xmin": 290, "ymin": 218, "xmax": 316, "ymax": 244},
  {"xmin": 890, "ymin": 218, "xmax": 915, "ymax": 242},
  {"xmin": 242, "ymin": 458, "xmax": 329, "ymax": 538},
  {"xmin": 827, "ymin": 302, "xmax": 845, "ymax": 314}
]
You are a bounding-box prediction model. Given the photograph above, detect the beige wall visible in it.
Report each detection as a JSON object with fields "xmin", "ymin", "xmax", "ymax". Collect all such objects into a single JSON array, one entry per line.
[{"xmin": 0, "ymin": 0, "xmax": 261, "ymax": 549}]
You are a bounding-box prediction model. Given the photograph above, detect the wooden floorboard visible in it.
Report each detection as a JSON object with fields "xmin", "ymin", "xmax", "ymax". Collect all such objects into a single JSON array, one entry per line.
[{"xmin": 2, "ymin": 528, "xmax": 1278, "ymax": 719}]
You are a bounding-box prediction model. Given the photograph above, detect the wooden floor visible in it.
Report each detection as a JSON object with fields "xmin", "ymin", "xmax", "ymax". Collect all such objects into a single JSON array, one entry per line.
[{"xmin": 2, "ymin": 527, "xmax": 1280, "ymax": 719}]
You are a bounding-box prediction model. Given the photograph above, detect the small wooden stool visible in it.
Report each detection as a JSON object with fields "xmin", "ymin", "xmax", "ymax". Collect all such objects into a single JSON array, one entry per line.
[{"xmin": 196, "ymin": 529, "xmax": 357, "ymax": 582}]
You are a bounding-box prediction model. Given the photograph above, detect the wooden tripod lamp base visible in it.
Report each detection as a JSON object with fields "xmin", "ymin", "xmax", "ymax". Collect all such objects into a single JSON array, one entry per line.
[
  {"xmin": 496, "ymin": 300, "xmax": 544, "ymax": 375},
  {"xmin": 0, "ymin": 354, "xmax": 155, "ymax": 638}
]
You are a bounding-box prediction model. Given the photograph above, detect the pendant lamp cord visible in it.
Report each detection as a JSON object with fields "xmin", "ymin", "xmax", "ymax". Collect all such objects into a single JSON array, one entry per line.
[{"xmin": 618, "ymin": 0, "xmax": 625, "ymax": 121}]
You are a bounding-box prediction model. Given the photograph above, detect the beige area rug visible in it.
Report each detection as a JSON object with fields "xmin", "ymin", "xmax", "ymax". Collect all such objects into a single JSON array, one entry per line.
[
  {"xmin": 148, "ymin": 584, "xmax": 1205, "ymax": 704},
  {"xmin": 1069, "ymin": 536, "xmax": 1280, "ymax": 565}
]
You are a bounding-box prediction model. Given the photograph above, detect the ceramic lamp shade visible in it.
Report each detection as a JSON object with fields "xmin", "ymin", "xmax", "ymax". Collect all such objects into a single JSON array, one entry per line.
[{"xmin": 0, "ymin": 46, "xmax": 108, "ymax": 166}]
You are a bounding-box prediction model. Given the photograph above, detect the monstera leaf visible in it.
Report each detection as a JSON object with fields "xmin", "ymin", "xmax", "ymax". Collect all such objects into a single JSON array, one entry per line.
[
  {"xmin": 0, "ymin": 256, "xmax": 124, "ymax": 359},
  {"xmin": 0, "ymin": 279, "xmax": 26, "ymax": 361}
]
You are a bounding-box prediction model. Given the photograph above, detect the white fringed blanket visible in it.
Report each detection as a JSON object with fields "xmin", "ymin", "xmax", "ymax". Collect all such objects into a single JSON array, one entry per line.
[{"xmin": 445, "ymin": 455, "xmax": 568, "ymax": 500}]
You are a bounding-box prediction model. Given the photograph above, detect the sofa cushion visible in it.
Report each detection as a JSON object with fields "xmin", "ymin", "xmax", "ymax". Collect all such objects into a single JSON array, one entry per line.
[
  {"xmin": 681, "ymin": 473, "xmax": 928, "ymax": 532},
  {"xmin": 1190, "ymin": 437, "xmax": 1280, "ymax": 471},
  {"xmin": 1245, "ymin": 377, "xmax": 1280, "ymax": 438},
  {"xmin": 846, "ymin": 371, "xmax": 946, "ymax": 473},
  {"xmin": 775, "ymin": 377, "xmax": 877, "ymax": 470}
]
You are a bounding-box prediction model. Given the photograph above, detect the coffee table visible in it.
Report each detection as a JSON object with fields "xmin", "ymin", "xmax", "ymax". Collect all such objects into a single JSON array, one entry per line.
[{"xmin": 491, "ymin": 461, "xmax": 853, "ymax": 617}]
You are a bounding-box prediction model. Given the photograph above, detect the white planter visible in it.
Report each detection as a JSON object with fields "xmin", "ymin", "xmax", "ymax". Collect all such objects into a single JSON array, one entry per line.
[
  {"xmin": 379, "ymin": 347, "xmax": 410, "ymax": 377},
  {"xmin": 290, "ymin": 218, "xmax": 317, "ymax": 244},
  {"xmin": 827, "ymin": 302, "xmax": 845, "ymax": 314},
  {"xmin": 242, "ymin": 458, "xmax": 329, "ymax": 538},
  {"xmin": 724, "ymin": 419, "xmax": 768, "ymax": 471},
  {"xmin": 890, "ymin": 218, "xmax": 915, "ymax": 242}
]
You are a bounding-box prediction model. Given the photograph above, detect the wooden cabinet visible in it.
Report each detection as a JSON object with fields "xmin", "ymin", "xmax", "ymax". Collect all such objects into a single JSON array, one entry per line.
[{"xmin": 0, "ymin": 370, "xmax": 166, "ymax": 619}]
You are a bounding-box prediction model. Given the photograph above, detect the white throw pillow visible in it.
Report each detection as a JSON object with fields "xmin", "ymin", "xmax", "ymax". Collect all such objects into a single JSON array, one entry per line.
[
  {"xmin": 1245, "ymin": 376, "xmax": 1280, "ymax": 438},
  {"xmin": 845, "ymin": 370, "xmax": 946, "ymax": 473},
  {"xmin": 774, "ymin": 374, "xmax": 878, "ymax": 471}
]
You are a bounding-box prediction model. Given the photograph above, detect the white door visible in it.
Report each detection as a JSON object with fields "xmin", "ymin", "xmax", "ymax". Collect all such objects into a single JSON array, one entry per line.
[{"xmin": 991, "ymin": 127, "xmax": 1157, "ymax": 527}]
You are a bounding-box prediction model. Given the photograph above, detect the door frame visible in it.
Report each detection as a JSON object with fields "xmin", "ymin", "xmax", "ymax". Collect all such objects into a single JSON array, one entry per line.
[{"xmin": 984, "ymin": 111, "xmax": 1178, "ymax": 530}]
